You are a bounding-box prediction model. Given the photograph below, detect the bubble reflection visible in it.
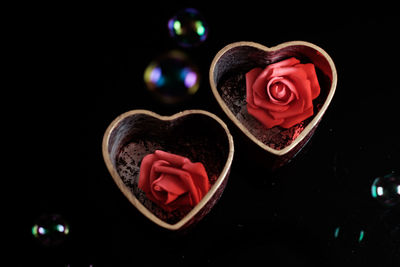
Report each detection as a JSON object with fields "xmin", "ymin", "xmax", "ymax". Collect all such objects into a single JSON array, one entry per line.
[
  {"xmin": 144, "ymin": 50, "xmax": 200, "ymax": 104},
  {"xmin": 32, "ymin": 214, "xmax": 69, "ymax": 246},
  {"xmin": 168, "ymin": 8, "xmax": 209, "ymax": 47},
  {"xmin": 333, "ymin": 226, "xmax": 365, "ymax": 244},
  {"xmin": 371, "ymin": 172, "xmax": 400, "ymax": 207}
]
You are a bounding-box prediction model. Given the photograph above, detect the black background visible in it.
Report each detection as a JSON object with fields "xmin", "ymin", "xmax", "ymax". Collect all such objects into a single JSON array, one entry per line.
[{"xmin": 18, "ymin": 3, "xmax": 399, "ymax": 266}]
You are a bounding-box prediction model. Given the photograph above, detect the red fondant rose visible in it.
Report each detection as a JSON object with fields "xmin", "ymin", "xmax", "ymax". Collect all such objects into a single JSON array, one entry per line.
[
  {"xmin": 138, "ymin": 150, "xmax": 210, "ymax": 212},
  {"xmin": 246, "ymin": 57, "xmax": 321, "ymax": 128}
]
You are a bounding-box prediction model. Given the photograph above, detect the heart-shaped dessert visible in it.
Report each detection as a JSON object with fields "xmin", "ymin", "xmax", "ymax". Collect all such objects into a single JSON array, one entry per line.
[
  {"xmin": 102, "ymin": 110, "xmax": 234, "ymax": 230},
  {"xmin": 209, "ymin": 41, "xmax": 337, "ymax": 168}
]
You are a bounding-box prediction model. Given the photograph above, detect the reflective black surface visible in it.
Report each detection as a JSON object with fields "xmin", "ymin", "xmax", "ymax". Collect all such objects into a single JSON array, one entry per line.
[{"xmin": 20, "ymin": 3, "xmax": 399, "ymax": 266}]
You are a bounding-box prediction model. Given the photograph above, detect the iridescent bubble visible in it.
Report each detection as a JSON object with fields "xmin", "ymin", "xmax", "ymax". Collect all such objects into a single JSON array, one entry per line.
[
  {"xmin": 144, "ymin": 50, "xmax": 200, "ymax": 104},
  {"xmin": 330, "ymin": 219, "xmax": 368, "ymax": 264},
  {"xmin": 333, "ymin": 226, "xmax": 366, "ymax": 245},
  {"xmin": 371, "ymin": 172, "xmax": 400, "ymax": 206},
  {"xmin": 32, "ymin": 214, "xmax": 69, "ymax": 246},
  {"xmin": 168, "ymin": 8, "xmax": 209, "ymax": 47}
]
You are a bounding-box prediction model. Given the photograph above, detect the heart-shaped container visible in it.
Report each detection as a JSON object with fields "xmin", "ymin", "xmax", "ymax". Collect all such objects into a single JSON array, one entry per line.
[
  {"xmin": 210, "ymin": 41, "xmax": 337, "ymax": 168},
  {"xmin": 102, "ymin": 110, "xmax": 234, "ymax": 230}
]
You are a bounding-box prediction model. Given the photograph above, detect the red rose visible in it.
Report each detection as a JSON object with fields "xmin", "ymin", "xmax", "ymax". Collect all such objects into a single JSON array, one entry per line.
[
  {"xmin": 138, "ymin": 150, "xmax": 210, "ymax": 212},
  {"xmin": 246, "ymin": 57, "xmax": 321, "ymax": 128}
]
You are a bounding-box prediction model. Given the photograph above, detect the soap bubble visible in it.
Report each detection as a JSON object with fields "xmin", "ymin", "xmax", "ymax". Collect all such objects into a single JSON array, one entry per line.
[
  {"xmin": 144, "ymin": 50, "xmax": 200, "ymax": 104},
  {"xmin": 32, "ymin": 214, "xmax": 69, "ymax": 246},
  {"xmin": 333, "ymin": 225, "xmax": 366, "ymax": 246},
  {"xmin": 371, "ymin": 172, "xmax": 400, "ymax": 207},
  {"xmin": 168, "ymin": 8, "xmax": 209, "ymax": 47},
  {"xmin": 330, "ymin": 220, "xmax": 368, "ymax": 264}
]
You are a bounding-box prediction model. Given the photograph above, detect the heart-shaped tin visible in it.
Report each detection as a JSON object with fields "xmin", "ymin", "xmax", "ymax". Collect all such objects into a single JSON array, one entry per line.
[
  {"xmin": 102, "ymin": 110, "xmax": 234, "ymax": 230},
  {"xmin": 209, "ymin": 41, "xmax": 337, "ymax": 168}
]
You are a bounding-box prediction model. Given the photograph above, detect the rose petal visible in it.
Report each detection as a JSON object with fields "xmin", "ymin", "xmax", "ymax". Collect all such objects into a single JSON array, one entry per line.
[
  {"xmin": 153, "ymin": 164, "xmax": 201, "ymax": 204},
  {"xmin": 138, "ymin": 153, "xmax": 157, "ymax": 193},
  {"xmin": 271, "ymin": 65, "xmax": 314, "ymax": 109},
  {"xmin": 149, "ymin": 159, "xmax": 169, "ymax": 184},
  {"xmin": 165, "ymin": 192, "xmax": 180, "ymax": 205},
  {"xmin": 266, "ymin": 77, "xmax": 298, "ymax": 105},
  {"xmin": 252, "ymin": 64, "xmax": 301, "ymax": 112},
  {"xmin": 293, "ymin": 65, "xmax": 314, "ymax": 108},
  {"xmin": 280, "ymin": 106, "xmax": 314, "ymax": 128},
  {"xmin": 269, "ymin": 65, "xmax": 306, "ymax": 82},
  {"xmin": 182, "ymin": 162, "xmax": 210, "ymax": 197},
  {"xmin": 149, "ymin": 176, "xmax": 168, "ymax": 203},
  {"xmin": 246, "ymin": 68, "xmax": 263, "ymax": 107},
  {"xmin": 246, "ymin": 68, "xmax": 263, "ymax": 90},
  {"xmin": 280, "ymin": 78, "xmax": 299, "ymax": 100},
  {"xmin": 252, "ymin": 69, "xmax": 274, "ymax": 100},
  {"xmin": 154, "ymin": 150, "xmax": 187, "ymax": 166},
  {"xmin": 253, "ymin": 78, "xmax": 291, "ymax": 111},
  {"xmin": 302, "ymin": 79, "xmax": 314, "ymax": 110},
  {"xmin": 303, "ymin": 63, "xmax": 321, "ymax": 99},
  {"xmin": 147, "ymin": 160, "xmax": 170, "ymax": 201},
  {"xmin": 247, "ymin": 105, "xmax": 284, "ymax": 128},
  {"xmin": 152, "ymin": 173, "xmax": 187, "ymax": 204},
  {"xmin": 257, "ymin": 58, "xmax": 300, "ymax": 86},
  {"xmin": 253, "ymin": 95, "xmax": 291, "ymax": 112},
  {"xmin": 153, "ymin": 173, "xmax": 187, "ymax": 196},
  {"xmin": 269, "ymin": 99, "xmax": 305, "ymax": 120}
]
